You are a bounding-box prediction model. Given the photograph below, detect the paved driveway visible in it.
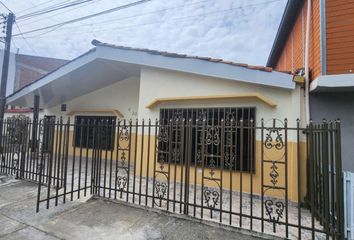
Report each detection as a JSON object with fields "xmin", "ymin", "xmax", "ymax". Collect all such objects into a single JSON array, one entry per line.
[{"xmin": 0, "ymin": 175, "xmax": 269, "ymax": 240}]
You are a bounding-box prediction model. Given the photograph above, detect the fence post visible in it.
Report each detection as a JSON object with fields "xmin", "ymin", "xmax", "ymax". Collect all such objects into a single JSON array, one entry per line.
[{"xmin": 335, "ymin": 120, "xmax": 345, "ymax": 239}]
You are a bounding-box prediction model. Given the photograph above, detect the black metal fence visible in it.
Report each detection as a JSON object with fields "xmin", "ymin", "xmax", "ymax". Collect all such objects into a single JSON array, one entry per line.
[{"xmin": 0, "ymin": 117, "xmax": 345, "ymax": 239}]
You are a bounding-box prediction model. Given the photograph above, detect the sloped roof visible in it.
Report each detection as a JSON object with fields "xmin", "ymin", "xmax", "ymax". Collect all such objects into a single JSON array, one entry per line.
[
  {"xmin": 7, "ymin": 40, "xmax": 295, "ymax": 107},
  {"xmin": 91, "ymin": 39, "xmax": 274, "ymax": 73}
]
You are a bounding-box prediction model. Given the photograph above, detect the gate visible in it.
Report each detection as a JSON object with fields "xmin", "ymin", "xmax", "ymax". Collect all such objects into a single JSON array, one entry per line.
[
  {"xmin": 29, "ymin": 117, "xmax": 345, "ymax": 239},
  {"xmin": 0, "ymin": 117, "xmax": 64, "ymax": 188}
]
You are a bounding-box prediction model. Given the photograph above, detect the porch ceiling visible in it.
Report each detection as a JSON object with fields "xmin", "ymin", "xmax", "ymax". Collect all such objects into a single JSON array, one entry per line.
[{"xmin": 7, "ymin": 57, "xmax": 140, "ymax": 108}]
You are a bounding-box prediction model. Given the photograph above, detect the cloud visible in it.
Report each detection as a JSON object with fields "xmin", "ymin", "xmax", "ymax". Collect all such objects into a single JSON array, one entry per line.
[{"xmin": 5, "ymin": 0, "xmax": 287, "ymax": 66}]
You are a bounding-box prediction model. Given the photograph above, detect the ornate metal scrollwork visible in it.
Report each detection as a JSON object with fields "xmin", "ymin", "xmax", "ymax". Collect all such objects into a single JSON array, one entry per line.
[
  {"xmin": 155, "ymin": 181, "xmax": 167, "ymax": 200},
  {"xmin": 224, "ymin": 111, "xmax": 235, "ymax": 126},
  {"xmin": 264, "ymin": 199, "xmax": 285, "ymax": 232},
  {"xmin": 204, "ymin": 188, "xmax": 220, "ymax": 209},
  {"xmin": 120, "ymin": 152, "xmax": 126, "ymax": 167},
  {"xmin": 172, "ymin": 111, "xmax": 183, "ymax": 122},
  {"xmin": 264, "ymin": 128, "xmax": 284, "ymax": 150},
  {"xmin": 224, "ymin": 150, "xmax": 235, "ymax": 168},
  {"xmin": 269, "ymin": 161, "xmax": 279, "ymax": 186},
  {"xmin": 196, "ymin": 149, "xmax": 202, "ymax": 164},
  {"xmin": 197, "ymin": 110, "xmax": 206, "ymax": 122},
  {"xmin": 172, "ymin": 147, "xmax": 180, "ymax": 163},
  {"xmin": 205, "ymin": 127, "xmax": 220, "ymax": 146},
  {"xmin": 119, "ymin": 126, "xmax": 130, "ymax": 142},
  {"xmin": 158, "ymin": 127, "xmax": 169, "ymax": 143},
  {"xmin": 209, "ymin": 159, "xmax": 216, "ymax": 177},
  {"xmin": 116, "ymin": 175, "xmax": 127, "ymax": 192}
]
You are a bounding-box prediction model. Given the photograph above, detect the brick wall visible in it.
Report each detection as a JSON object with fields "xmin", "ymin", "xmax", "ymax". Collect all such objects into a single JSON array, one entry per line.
[
  {"xmin": 326, "ymin": 0, "xmax": 354, "ymax": 74},
  {"xmin": 14, "ymin": 54, "xmax": 68, "ymax": 91},
  {"xmin": 274, "ymin": 0, "xmax": 321, "ymax": 80}
]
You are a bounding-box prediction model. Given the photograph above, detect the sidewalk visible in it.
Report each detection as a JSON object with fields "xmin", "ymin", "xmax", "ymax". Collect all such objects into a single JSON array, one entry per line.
[{"xmin": 0, "ymin": 175, "xmax": 266, "ymax": 240}]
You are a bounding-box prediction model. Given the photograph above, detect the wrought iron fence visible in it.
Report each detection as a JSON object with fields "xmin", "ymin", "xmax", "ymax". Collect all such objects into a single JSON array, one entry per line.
[{"xmin": 0, "ymin": 117, "xmax": 345, "ymax": 239}]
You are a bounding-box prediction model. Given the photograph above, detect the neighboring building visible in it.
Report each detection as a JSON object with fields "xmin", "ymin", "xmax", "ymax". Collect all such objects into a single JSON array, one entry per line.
[
  {"xmin": 267, "ymin": 0, "xmax": 354, "ymax": 172},
  {"xmin": 0, "ymin": 50, "xmax": 68, "ymax": 118},
  {"xmin": 6, "ymin": 40, "xmax": 306, "ymax": 201}
]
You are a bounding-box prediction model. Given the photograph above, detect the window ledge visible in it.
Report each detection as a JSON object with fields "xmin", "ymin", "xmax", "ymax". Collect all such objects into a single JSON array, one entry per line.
[
  {"xmin": 67, "ymin": 109, "xmax": 124, "ymax": 118},
  {"xmin": 145, "ymin": 93, "xmax": 277, "ymax": 109}
]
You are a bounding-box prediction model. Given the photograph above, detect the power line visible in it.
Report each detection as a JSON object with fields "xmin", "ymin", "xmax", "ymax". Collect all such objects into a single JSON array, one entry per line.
[
  {"xmin": 42, "ymin": 0, "xmax": 212, "ymax": 30},
  {"xmin": 13, "ymin": 0, "xmax": 152, "ymax": 37},
  {"xmin": 16, "ymin": 0, "xmax": 59, "ymax": 14},
  {"xmin": 14, "ymin": 22, "xmax": 39, "ymax": 55},
  {"xmin": 17, "ymin": 0, "xmax": 94, "ymax": 20},
  {"xmin": 20, "ymin": 0, "xmax": 101, "ymax": 27},
  {"xmin": 0, "ymin": 1, "xmax": 13, "ymax": 13},
  {"xmin": 17, "ymin": 0, "xmax": 281, "ymax": 39}
]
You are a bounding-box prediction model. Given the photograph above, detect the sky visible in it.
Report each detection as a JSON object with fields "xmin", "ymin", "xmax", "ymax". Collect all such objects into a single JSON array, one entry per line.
[{"xmin": 2, "ymin": 0, "xmax": 287, "ymax": 66}]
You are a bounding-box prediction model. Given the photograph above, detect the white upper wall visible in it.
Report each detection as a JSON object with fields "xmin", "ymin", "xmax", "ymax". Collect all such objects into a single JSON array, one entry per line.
[
  {"xmin": 138, "ymin": 67, "xmax": 302, "ymax": 127},
  {"xmin": 45, "ymin": 77, "xmax": 140, "ymax": 120}
]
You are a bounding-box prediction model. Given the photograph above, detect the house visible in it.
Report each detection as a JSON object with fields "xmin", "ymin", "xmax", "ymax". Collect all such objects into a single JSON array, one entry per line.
[
  {"xmin": 0, "ymin": 50, "xmax": 68, "ymax": 118},
  {"xmin": 3, "ymin": 39, "xmax": 346, "ymax": 239},
  {"xmin": 4, "ymin": 39, "xmax": 307, "ymax": 200},
  {"xmin": 267, "ymin": 0, "xmax": 354, "ymax": 172}
]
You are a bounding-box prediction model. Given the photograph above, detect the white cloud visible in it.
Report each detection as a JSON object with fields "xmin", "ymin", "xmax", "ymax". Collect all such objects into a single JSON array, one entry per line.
[{"xmin": 4, "ymin": 0, "xmax": 287, "ymax": 65}]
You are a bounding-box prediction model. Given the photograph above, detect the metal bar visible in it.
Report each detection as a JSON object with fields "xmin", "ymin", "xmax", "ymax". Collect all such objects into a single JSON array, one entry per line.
[
  {"xmin": 229, "ymin": 118, "xmax": 234, "ymax": 225},
  {"xmin": 250, "ymin": 118, "xmax": 254, "ymax": 230},
  {"xmin": 132, "ymin": 119, "xmax": 138, "ymax": 203},
  {"xmin": 152, "ymin": 119, "xmax": 158, "ymax": 208},
  {"xmin": 335, "ymin": 120, "xmax": 345, "ymax": 239},
  {"xmin": 284, "ymin": 119, "xmax": 289, "ymax": 238},
  {"xmin": 179, "ymin": 119, "xmax": 185, "ymax": 214},
  {"xmin": 139, "ymin": 119, "xmax": 144, "ymax": 205},
  {"xmin": 184, "ymin": 118, "xmax": 192, "ymax": 215},
  {"xmin": 77, "ymin": 119, "xmax": 84, "ymax": 199},
  {"xmin": 167, "ymin": 119, "xmax": 172, "ymax": 211},
  {"xmin": 114, "ymin": 120, "xmax": 121, "ymax": 200},
  {"xmin": 46, "ymin": 118, "xmax": 54, "ymax": 209},
  {"xmin": 145, "ymin": 119, "xmax": 151, "ymax": 206},
  {"xmin": 90, "ymin": 120, "xmax": 97, "ymax": 195},
  {"xmin": 296, "ymin": 119, "xmax": 302, "ymax": 239},
  {"xmin": 126, "ymin": 120, "xmax": 132, "ymax": 202},
  {"xmin": 322, "ymin": 120, "xmax": 330, "ymax": 239},
  {"xmin": 63, "ymin": 118, "xmax": 70, "ymax": 203},
  {"xmin": 55, "ymin": 119, "xmax": 62, "ymax": 206},
  {"xmin": 261, "ymin": 118, "xmax": 265, "ymax": 232},
  {"xmin": 103, "ymin": 120, "xmax": 109, "ymax": 198},
  {"xmin": 70, "ymin": 119, "xmax": 77, "ymax": 201},
  {"xmin": 108, "ymin": 120, "xmax": 114, "ymax": 199},
  {"xmin": 200, "ymin": 119, "xmax": 206, "ymax": 219},
  {"xmin": 84, "ymin": 119, "xmax": 90, "ymax": 197},
  {"xmin": 239, "ymin": 118, "xmax": 244, "ymax": 228},
  {"xmin": 220, "ymin": 119, "xmax": 225, "ymax": 223},
  {"xmin": 309, "ymin": 121, "xmax": 316, "ymax": 240},
  {"xmin": 173, "ymin": 119, "xmax": 178, "ymax": 212},
  {"xmin": 36, "ymin": 120, "xmax": 44, "ymax": 212}
]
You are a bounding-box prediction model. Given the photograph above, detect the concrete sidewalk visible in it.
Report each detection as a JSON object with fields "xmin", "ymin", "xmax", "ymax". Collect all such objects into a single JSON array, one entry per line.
[{"xmin": 0, "ymin": 175, "xmax": 267, "ymax": 240}]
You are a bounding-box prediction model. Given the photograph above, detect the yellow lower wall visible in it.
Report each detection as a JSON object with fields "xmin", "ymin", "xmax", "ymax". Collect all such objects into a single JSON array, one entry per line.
[{"xmin": 59, "ymin": 131, "xmax": 307, "ymax": 203}]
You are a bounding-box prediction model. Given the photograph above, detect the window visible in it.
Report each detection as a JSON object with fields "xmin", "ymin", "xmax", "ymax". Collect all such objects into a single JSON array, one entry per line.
[
  {"xmin": 74, "ymin": 116, "xmax": 116, "ymax": 150},
  {"xmin": 159, "ymin": 107, "xmax": 255, "ymax": 172}
]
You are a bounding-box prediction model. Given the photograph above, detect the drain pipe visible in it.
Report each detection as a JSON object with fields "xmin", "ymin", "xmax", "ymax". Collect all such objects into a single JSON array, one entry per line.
[{"xmin": 304, "ymin": 0, "xmax": 312, "ymax": 124}]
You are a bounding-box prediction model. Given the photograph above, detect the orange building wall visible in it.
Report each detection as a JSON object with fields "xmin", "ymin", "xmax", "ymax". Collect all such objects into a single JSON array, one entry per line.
[
  {"xmin": 274, "ymin": 0, "xmax": 321, "ymax": 80},
  {"xmin": 326, "ymin": 0, "xmax": 354, "ymax": 74}
]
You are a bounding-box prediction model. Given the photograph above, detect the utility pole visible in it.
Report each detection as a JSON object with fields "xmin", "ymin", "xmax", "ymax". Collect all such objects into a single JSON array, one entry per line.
[{"xmin": 0, "ymin": 12, "xmax": 14, "ymax": 145}]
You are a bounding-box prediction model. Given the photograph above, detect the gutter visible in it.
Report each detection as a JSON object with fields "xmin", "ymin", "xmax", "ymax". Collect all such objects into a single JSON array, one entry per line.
[{"xmin": 304, "ymin": 0, "xmax": 311, "ymax": 124}]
